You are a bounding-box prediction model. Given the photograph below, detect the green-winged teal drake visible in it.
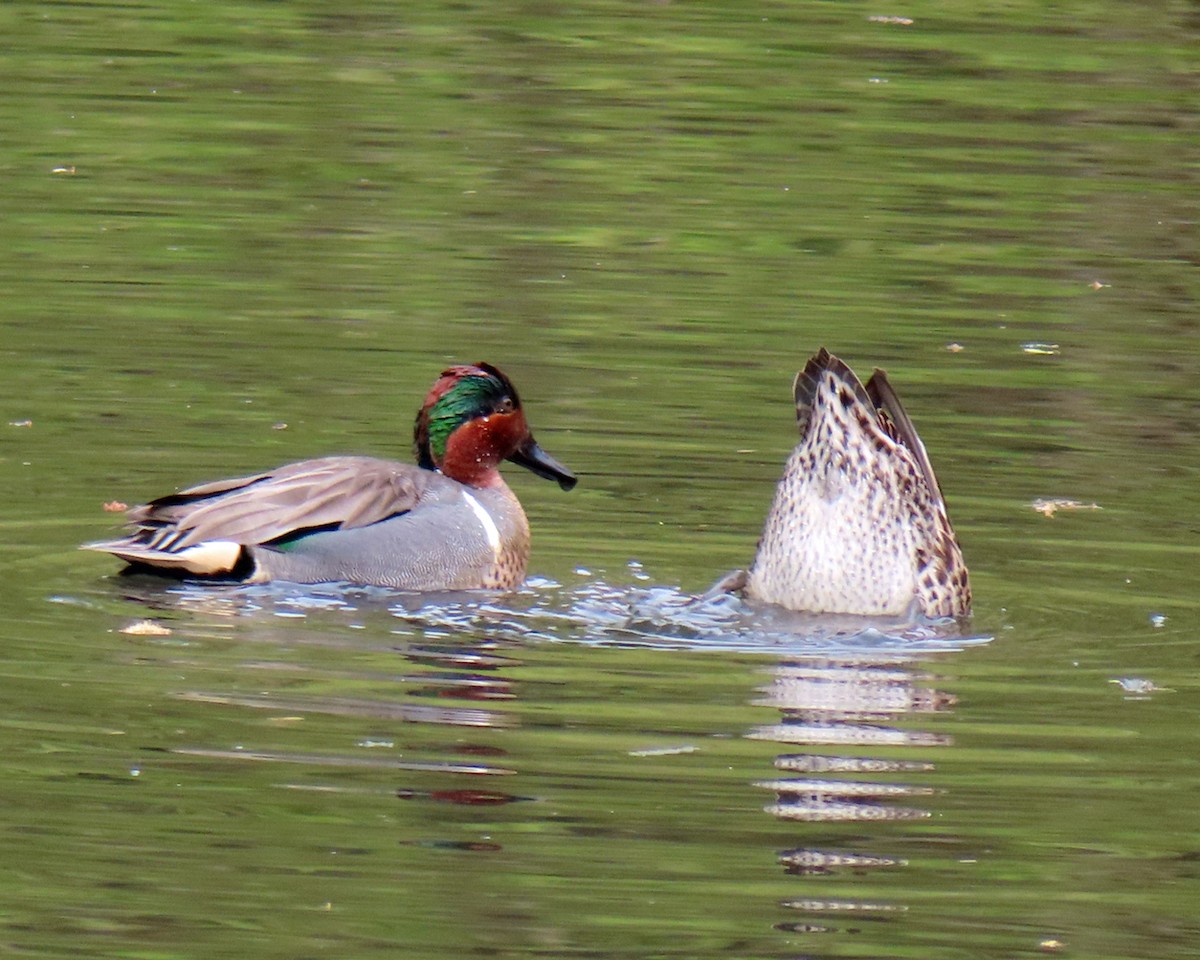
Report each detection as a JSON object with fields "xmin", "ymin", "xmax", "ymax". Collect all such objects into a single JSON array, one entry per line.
[
  {"xmin": 83, "ymin": 362, "xmax": 576, "ymax": 590},
  {"xmin": 735, "ymin": 348, "xmax": 970, "ymax": 618}
]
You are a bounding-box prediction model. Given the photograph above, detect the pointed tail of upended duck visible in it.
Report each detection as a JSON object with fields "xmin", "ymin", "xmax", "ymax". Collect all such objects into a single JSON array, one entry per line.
[{"xmin": 744, "ymin": 348, "xmax": 971, "ymax": 619}]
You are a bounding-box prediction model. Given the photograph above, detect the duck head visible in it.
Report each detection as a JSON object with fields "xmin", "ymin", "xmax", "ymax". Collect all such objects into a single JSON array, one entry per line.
[{"xmin": 414, "ymin": 362, "xmax": 577, "ymax": 491}]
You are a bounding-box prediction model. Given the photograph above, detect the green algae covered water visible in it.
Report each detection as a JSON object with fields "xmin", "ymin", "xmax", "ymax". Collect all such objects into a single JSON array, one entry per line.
[{"xmin": 2, "ymin": 1, "xmax": 1198, "ymax": 957}]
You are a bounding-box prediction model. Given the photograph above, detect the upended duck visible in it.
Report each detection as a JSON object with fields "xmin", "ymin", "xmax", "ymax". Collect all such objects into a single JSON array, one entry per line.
[
  {"xmin": 82, "ymin": 363, "xmax": 576, "ymax": 590},
  {"xmin": 723, "ymin": 348, "xmax": 971, "ymax": 619}
]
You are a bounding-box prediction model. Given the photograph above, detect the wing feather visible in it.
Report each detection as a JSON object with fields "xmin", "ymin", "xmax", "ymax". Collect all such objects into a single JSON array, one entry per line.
[
  {"xmin": 864, "ymin": 369, "xmax": 943, "ymax": 499},
  {"xmin": 127, "ymin": 457, "xmax": 424, "ymax": 549}
]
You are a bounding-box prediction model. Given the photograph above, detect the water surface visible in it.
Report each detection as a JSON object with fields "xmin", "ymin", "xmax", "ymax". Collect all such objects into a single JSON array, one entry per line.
[{"xmin": 3, "ymin": 1, "xmax": 1199, "ymax": 957}]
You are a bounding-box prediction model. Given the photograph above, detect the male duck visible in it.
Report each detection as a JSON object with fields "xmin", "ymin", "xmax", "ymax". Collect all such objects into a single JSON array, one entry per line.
[
  {"xmin": 735, "ymin": 348, "xmax": 970, "ymax": 618},
  {"xmin": 83, "ymin": 362, "xmax": 576, "ymax": 590}
]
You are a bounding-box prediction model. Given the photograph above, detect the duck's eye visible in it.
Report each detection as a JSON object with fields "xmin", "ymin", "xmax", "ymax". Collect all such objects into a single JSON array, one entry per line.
[{"xmin": 495, "ymin": 397, "xmax": 516, "ymax": 414}]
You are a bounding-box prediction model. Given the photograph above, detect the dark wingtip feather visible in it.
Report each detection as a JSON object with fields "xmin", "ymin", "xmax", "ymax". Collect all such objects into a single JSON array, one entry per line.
[{"xmin": 864, "ymin": 367, "xmax": 942, "ymax": 498}]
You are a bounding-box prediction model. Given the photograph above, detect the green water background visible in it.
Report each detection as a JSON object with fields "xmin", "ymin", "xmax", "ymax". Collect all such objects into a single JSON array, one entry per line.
[{"xmin": 2, "ymin": 2, "xmax": 1198, "ymax": 957}]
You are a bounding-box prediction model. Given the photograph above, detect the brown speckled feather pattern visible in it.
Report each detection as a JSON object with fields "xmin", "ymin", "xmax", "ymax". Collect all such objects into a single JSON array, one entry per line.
[{"xmin": 745, "ymin": 349, "xmax": 970, "ymax": 618}]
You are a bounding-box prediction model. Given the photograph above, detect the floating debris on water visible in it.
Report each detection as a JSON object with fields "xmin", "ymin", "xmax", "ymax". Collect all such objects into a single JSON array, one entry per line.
[
  {"xmin": 1032, "ymin": 498, "xmax": 1101, "ymax": 518},
  {"xmin": 120, "ymin": 619, "xmax": 173, "ymax": 637},
  {"xmin": 1110, "ymin": 677, "xmax": 1171, "ymax": 698}
]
